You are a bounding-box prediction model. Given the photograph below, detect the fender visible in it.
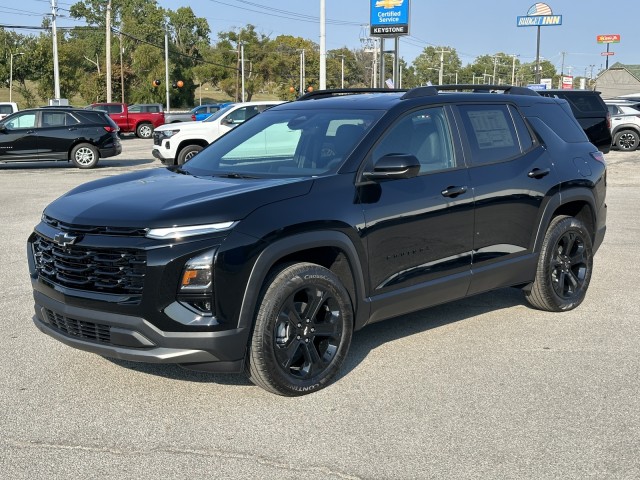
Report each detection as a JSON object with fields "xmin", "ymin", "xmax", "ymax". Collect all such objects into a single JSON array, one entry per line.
[
  {"xmin": 236, "ymin": 230, "xmax": 370, "ymax": 332},
  {"xmin": 531, "ymin": 187, "xmax": 597, "ymax": 253},
  {"xmin": 611, "ymin": 123, "xmax": 640, "ymax": 137}
]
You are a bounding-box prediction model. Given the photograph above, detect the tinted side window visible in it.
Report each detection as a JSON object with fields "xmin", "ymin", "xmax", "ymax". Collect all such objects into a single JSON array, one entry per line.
[
  {"xmin": 373, "ymin": 107, "xmax": 457, "ymax": 174},
  {"xmin": 42, "ymin": 111, "xmax": 79, "ymax": 127},
  {"xmin": 6, "ymin": 112, "xmax": 36, "ymax": 129},
  {"xmin": 107, "ymin": 105, "xmax": 123, "ymax": 114},
  {"xmin": 458, "ymin": 104, "xmax": 521, "ymax": 165}
]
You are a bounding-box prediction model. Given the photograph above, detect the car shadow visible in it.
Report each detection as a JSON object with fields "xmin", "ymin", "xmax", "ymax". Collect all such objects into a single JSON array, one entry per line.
[
  {"xmin": 0, "ymin": 158, "xmax": 156, "ymax": 170},
  {"xmin": 104, "ymin": 287, "xmax": 526, "ymax": 388}
]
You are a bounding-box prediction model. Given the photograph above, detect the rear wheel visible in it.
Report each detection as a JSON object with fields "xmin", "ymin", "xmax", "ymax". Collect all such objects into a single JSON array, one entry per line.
[
  {"xmin": 70, "ymin": 143, "xmax": 99, "ymax": 169},
  {"xmin": 525, "ymin": 216, "xmax": 593, "ymax": 311},
  {"xmin": 177, "ymin": 144, "xmax": 203, "ymax": 165},
  {"xmin": 246, "ymin": 263, "xmax": 353, "ymax": 396},
  {"xmin": 614, "ymin": 130, "xmax": 639, "ymax": 151},
  {"xmin": 136, "ymin": 122, "xmax": 153, "ymax": 139}
]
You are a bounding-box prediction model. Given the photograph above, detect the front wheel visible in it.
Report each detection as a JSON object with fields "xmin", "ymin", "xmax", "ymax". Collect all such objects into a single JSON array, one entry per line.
[
  {"xmin": 70, "ymin": 143, "xmax": 99, "ymax": 169},
  {"xmin": 614, "ymin": 130, "xmax": 639, "ymax": 151},
  {"xmin": 136, "ymin": 122, "xmax": 153, "ymax": 139},
  {"xmin": 246, "ymin": 263, "xmax": 354, "ymax": 396},
  {"xmin": 525, "ymin": 216, "xmax": 593, "ymax": 312},
  {"xmin": 177, "ymin": 144, "xmax": 203, "ymax": 165}
]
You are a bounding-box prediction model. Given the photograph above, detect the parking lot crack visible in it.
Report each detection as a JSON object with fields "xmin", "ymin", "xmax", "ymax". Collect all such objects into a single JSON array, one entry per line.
[{"xmin": 3, "ymin": 437, "xmax": 363, "ymax": 479}]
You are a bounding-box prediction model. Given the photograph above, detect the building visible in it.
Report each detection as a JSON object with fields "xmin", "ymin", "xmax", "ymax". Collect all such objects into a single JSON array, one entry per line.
[{"xmin": 594, "ymin": 63, "xmax": 640, "ymax": 99}]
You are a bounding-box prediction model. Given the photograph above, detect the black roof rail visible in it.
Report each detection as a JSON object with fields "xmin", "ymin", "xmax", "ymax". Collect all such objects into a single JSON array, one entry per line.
[
  {"xmin": 296, "ymin": 88, "xmax": 405, "ymax": 101},
  {"xmin": 435, "ymin": 84, "xmax": 540, "ymax": 96},
  {"xmin": 400, "ymin": 86, "xmax": 439, "ymax": 99}
]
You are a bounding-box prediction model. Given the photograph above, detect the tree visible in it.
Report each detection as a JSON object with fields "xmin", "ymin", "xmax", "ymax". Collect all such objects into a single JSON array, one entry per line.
[{"xmin": 413, "ymin": 46, "xmax": 462, "ymax": 85}]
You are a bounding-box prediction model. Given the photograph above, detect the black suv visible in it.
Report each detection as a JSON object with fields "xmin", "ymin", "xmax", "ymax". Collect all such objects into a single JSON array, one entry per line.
[
  {"xmin": 27, "ymin": 86, "xmax": 607, "ymax": 395},
  {"xmin": 537, "ymin": 89, "xmax": 612, "ymax": 153},
  {"xmin": 0, "ymin": 107, "xmax": 121, "ymax": 168}
]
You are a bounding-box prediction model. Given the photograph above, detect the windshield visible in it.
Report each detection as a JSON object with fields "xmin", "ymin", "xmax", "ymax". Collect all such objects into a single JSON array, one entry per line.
[
  {"xmin": 203, "ymin": 104, "xmax": 236, "ymax": 123},
  {"xmin": 183, "ymin": 108, "xmax": 383, "ymax": 177}
]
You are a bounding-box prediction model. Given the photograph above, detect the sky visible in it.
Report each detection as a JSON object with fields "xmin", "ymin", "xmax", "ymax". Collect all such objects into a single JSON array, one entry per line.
[{"xmin": 1, "ymin": 0, "xmax": 638, "ymax": 77}]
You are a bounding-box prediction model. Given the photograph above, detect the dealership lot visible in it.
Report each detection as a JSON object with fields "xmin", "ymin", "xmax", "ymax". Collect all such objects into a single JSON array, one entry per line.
[{"xmin": 1, "ymin": 138, "xmax": 639, "ymax": 478}]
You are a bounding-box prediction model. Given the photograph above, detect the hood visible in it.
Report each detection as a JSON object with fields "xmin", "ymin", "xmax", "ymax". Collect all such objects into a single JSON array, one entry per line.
[
  {"xmin": 44, "ymin": 168, "xmax": 312, "ymax": 229},
  {"xmin": 154, "ymin": 121, "xmax": 215, "ymax": 133}
]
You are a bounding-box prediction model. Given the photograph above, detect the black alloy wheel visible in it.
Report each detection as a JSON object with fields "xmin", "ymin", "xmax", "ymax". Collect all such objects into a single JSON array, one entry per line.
[
  {"xmin": 614, "ymin": 130, "xmax": 639, "ymax": 151},
  {"xmin": 247, "ymin": 263, "xmax": 353, "ymax": 396},
  {"xmin": 525, "ymin": 216, "xmax": 593, "ymax": 312}
]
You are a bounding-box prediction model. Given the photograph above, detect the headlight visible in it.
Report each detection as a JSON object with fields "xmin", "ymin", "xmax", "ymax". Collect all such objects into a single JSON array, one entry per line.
[
  {"xmin": 146, "ymin": 221, "xmax": 237, "ymax": 240},
  {"xmin": 180, "ymin": 250, "xmax": 214, "ymax": 292},
  {"xmin": 159, "ymin": 129, "xmax": 180, "ymax": 138}
]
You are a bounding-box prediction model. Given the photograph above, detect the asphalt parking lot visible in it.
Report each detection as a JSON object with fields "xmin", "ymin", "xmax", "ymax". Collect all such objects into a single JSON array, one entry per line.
[{"xmin": 1, "ymin": 137, "xmax": 639, "ymax": 479}]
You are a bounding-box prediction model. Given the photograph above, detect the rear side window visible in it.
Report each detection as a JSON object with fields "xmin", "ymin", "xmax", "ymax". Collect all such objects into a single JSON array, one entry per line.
[
  {"xmin": 526, "ymin": 102, "xmax": 589, "ymax": 143},
  {"xmin": 543, "ymin": 93, "xmax": 605, "ymax": 115},
  {"xmin": 457, "ymin": 104, "xmax": 521, "ymax": 165},
  {"xmin": 42, "ymin": 111, "xmax": 80, "ymax": 127}
]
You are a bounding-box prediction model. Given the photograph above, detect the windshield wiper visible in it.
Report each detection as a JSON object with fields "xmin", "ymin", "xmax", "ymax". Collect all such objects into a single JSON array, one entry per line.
[
  {"xmin": 215, "ymin": 172, "xmax": 259, "ymax": 179},
  {"xmin": 169, "ymin": 165, "xmax": 191, "ymax": 175}
]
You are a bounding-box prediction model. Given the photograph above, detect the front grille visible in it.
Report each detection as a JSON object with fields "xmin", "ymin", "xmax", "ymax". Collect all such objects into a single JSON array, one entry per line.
[
  {"xmin": 42, "ymin": 215, "xmax": 148, "ymax": 237},
  {"xmin": 44, "ymin": 308, "xmax": 111, "ymax": 344},
  {"xmin": 32, "ymin": 234, "xmax": 146, "ymax": 295}
]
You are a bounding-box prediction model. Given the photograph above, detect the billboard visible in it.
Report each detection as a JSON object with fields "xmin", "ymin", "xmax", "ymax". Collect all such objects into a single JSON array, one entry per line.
[
  {"xmin": 370, "ymin": 0, "xmax": 410, "ymax": 36},
  {"xmin": 517, "ymin": 2, "xmax": 562, "ymax": 27},
  {"xmin": 597, "ymin": 34, "xmax": 621, "ymax": 44}
]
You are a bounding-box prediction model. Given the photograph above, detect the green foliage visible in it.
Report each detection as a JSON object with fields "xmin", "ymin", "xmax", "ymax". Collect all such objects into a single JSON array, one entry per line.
[{"xmin": 1, "ymin": 1, "xmax": 561, "ymax": 107}]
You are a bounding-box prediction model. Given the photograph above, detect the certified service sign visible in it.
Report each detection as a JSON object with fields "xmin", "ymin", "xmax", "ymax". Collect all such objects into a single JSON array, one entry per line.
[
  {"xmin": 517, "ymin": 2, "xmax": 562, "ymax": 27},
  {"xmin": 370, "ymin": 0, "xmax": 410, "ymax": 36}
]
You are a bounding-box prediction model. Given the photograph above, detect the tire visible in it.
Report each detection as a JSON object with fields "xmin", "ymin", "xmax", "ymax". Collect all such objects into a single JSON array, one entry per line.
[
  {"xmin": 136, "ymin": 122, "xmax": 153, "ymax": 139},
  {"xmin": 525, "ymin": 215, "xmax": 593, "ymax": 312},
  {"xmin": 246, "ymin": 263, "xmax": 354, "ymax": 396},
  {"xmin": 614, "ymin": 130, "xmax": 639, "ymax": 151},
  {"xmin": 70, "ymin": 143, "xmax": 99, "ymax": 169},
  {"xmin": 177, "ymin": 144, "xmax": 203, "ymax": 165}
]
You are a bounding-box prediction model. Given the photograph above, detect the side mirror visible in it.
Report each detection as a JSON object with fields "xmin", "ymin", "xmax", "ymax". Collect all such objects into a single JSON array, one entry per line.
[
  {"xmin": 362, "ymin": 154, "xmax": 421, "ymax": 181},
  {"xmin": 0, "ymin": 124, "xmax": 6, "ymax": 132},
  {"xmin": 221, "ymin": 117, "xmax": 234, "ymax": 125}
]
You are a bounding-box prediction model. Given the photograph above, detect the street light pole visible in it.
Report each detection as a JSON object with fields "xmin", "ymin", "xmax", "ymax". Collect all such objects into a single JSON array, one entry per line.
[{"xmin": 9, "ymin": 52, "xmax": 24, "ymax": 103}]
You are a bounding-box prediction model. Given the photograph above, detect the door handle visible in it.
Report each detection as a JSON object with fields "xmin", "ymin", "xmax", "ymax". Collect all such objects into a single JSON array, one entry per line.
[
  {"xmin": 68, "ymin": 127, "xmax": 77, "ymax": 131},
  {"xmin": 441, "ymin": 185, "xmax": 468, "ymax": 198},
  {"xmin": 26, "ymin": 130, "xmax": 36, "ymax": 134},
  {"xmin": 528, "ymin": 168, "xmax": 550, "ymax": 179}
]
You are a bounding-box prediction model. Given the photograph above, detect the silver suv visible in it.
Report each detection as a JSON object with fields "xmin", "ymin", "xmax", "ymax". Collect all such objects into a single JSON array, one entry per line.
[{"xmin": 605, "ymin": 100, "xmax": 640, "ymax": 151}]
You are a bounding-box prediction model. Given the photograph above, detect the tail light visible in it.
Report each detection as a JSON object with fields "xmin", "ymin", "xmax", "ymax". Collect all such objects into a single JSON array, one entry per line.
[
  {"xmin": 103, "ymin": 126, "xmax": 117, "ymax": 132},
  {"xmin": 190, "ymin": 114, "xmax": 196, "ymax": 121},
  {"xmin": 606, "ymin": 111, "xmax": 611, "ymax": 130},
  {"xmin": 590, "ymin": 151, "xmax": 606, "ymax": 164}
]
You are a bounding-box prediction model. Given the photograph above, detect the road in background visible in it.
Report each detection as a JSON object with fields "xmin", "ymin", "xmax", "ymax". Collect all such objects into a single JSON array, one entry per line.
[{"xmin": 1, "ymin": 138, "xmax": 639, "ymax": 479}]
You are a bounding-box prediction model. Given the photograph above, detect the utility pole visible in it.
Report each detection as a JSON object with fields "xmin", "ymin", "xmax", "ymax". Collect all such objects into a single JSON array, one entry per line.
[
  {"xmin": 299, "ymin": 49, "xmax": 306, "ymax": 95},
  {"xmin": 338, "ymin": 54, "xmax": 345, "ymax": 88},
  {"xmin": 510, "ymin": 54, "xmax": 519, "ymax": 85},
  {"xmin": 164, "ymin": 29, "xmax": 170, "ymax": 112},
  {"xmin": 50, "ymin": 0, "xmax": 61, "ymax": 100},
  {"xmin": 240, "ymin": 43, "xmax": 245, "ymax": 102},
  {"xmin": 319, "ymin": 0, "xmax": 326, "ymax": 90},
  {"xmin": 106, "ymin": 0, "xmax": 112, "ymax": 102},
  {"xmin": 437, "ymin": 49, "xmax": 450, "ymax": 86},
  {"xmin": 119, "ymin": 30, "xmax": 124, "ymax": 102}
]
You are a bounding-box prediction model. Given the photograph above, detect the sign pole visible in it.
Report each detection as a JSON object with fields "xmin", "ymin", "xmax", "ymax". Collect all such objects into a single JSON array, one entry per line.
[
  {"xmin": 606, "ymin": 43, "xmax": 610, "ymax": 69},
  {"xmin": 535, "ymin": 26, "xmax": 541, "ymax": 83}
]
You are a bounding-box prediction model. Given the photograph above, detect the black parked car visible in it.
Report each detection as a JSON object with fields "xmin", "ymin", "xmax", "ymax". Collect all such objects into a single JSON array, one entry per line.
[
  {"xmin": 0, "ymin": 107, "xmax": 121, "ymax": 168},
  {"xmin": 537, "ymin": 89, "xmax": 612, "ymax": 153},
  {"xmin": 28, "ymin": 85, "xmax": 607, "ymax": 396}
]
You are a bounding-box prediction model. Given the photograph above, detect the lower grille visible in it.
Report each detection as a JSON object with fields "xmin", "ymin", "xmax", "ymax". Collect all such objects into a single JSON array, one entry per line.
[{"xmin": 44, "ymin": 309, "xmax": 111, "ymax": 344}]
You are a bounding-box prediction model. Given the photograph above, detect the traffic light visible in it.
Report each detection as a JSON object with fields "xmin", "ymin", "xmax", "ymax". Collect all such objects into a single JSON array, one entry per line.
[{"xmin": 152, "ymin": 79, "xmax": 161, "ymax": 87}]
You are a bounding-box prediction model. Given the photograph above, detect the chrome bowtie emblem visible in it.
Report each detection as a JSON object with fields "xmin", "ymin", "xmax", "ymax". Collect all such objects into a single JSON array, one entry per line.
[{"xmin": 53, "ymin": 232, "xmax": 79, "ymax": 247}]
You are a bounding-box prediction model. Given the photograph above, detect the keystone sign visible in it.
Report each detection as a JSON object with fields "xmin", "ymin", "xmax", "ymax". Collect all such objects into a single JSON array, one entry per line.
[{"xmin": 370, "ymin": 0, "xmax": 410, "ymax": 36}]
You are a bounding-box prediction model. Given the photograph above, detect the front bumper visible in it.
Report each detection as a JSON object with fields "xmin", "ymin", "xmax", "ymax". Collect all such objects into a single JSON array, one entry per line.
[
  {"xmin": 32, "ymin": 290, "xmax": 247, "ymax": 373},
  {"xmin": 151, "ymin": 146, "xmax": 173, "ymax": 164}
]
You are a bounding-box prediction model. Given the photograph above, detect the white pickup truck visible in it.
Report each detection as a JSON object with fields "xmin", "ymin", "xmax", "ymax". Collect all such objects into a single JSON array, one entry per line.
[
  {"xmin": 151, "ymin": 101, "xmax": 283, "ymax": 165},
  {"xmin": 0, "ymin": 102, "xmax": 18, "ymax": 120}
]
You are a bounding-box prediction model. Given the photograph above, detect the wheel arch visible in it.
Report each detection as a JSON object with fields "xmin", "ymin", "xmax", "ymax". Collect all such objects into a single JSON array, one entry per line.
[
  {"xmin": 176, "ymin": 139, "xmax": 209, "ymax": 159},
  {"xmin": 611, "ymin": 123, "xmax": 640, "ymax": 137},
  {"xmin": 532, "ymin": 189, "xmax": 596, "ymax": 254},
  {"xmin": 236, "ymin": 231, "xmax": 369, "ymax": 333}
]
